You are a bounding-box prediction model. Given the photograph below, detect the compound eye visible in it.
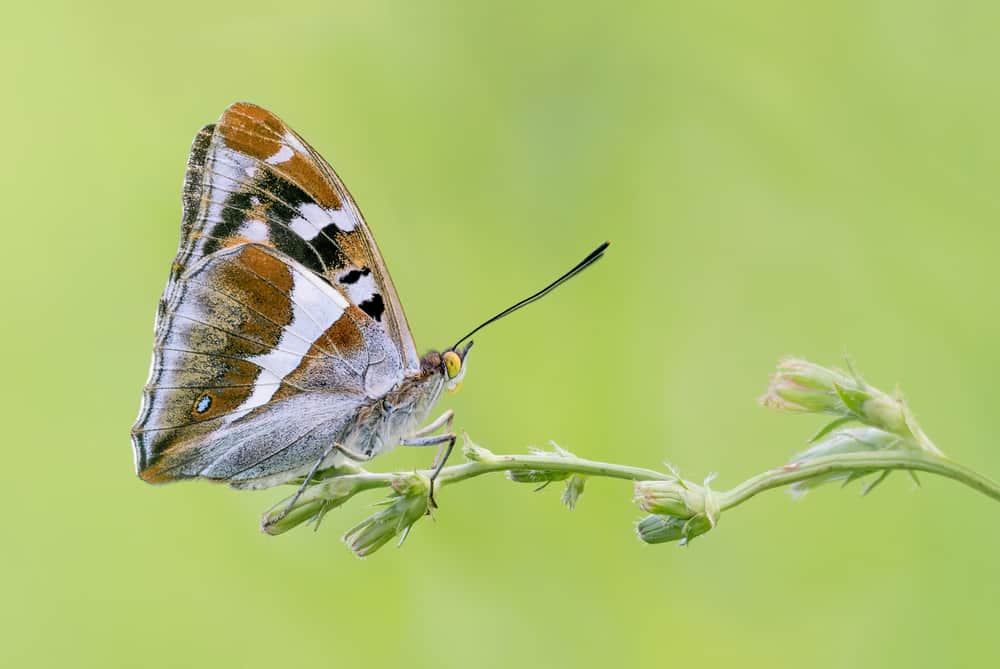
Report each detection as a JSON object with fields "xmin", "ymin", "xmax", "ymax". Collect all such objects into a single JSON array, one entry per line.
[{"xmin": 443, "ymin": 351, "xmax": 462, "ymax": 379}]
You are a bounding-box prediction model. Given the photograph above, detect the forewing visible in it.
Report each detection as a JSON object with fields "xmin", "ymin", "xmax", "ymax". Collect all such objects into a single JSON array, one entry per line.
[
  {"xmin": 132, "ymin": 243, "xmax": 406, "ymax": 484},
  {"xmin": 165, "ymin": 102, "xmax": 419, "ymax": 373}
]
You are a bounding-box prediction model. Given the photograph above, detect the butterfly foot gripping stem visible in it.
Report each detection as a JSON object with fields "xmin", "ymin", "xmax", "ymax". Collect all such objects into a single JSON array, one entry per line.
[
  {"xmin": 400, "ymin": 432, "xmax": 457, "ymax": 509},
  {"xmin": 426, "ymin": 435, "xmax": 456, "ymax": 509}
]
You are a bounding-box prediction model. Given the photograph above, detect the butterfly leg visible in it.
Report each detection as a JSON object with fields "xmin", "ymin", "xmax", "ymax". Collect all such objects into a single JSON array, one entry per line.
[
  {"xmin": 401, "ymin": 410, "xmax": 455, "ymax": 470},
  {"xmin": 428, "ymin": 436, "xmax": 456, "ymax": 506},
  {"xmin": 399, "ymin": 432, "xmax": 456, "ymax": 509},
  {"xmin": 408, "ymin": 409, "xmax": 454, "ymax": 438},
  {"xmin": 273, "ymin": 441, "xmax": 373, "ymax": 523},
  {"xmin": 400, "ymin": 411, "xmax": 456, "ymax": 508}
]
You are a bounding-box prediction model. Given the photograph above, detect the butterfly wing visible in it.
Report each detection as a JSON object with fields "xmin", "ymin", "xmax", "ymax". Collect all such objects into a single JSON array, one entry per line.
[
  {"xmin": 133, "ymin": 103, "xmax": 419, "ymax": 485},
  {"xmin": 164, "ymin": 102, "xmax": 419, "ymax": 372},
  {"xmin": 133, "ymin": 243, "xmax": 407, "ymax": 485}
]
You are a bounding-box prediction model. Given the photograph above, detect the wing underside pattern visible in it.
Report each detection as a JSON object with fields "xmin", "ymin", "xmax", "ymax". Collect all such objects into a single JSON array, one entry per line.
[
  {"xmin": 132, "ymin": 103, "xmax": 426, "ymax": 484},
  {"xmin": 134, "ymin": 243, "xmax": 404, "ymax": 483},
  {"xmin": 166, "ymin": 103, "xmax": 418, "ymax": 371}
]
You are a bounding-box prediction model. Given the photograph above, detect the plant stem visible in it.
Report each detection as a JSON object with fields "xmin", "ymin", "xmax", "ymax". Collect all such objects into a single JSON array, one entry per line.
[
  {"xmin": 438, "ymin": 453, "xmax": 672, "ymax": 485},
  {"xmin": 263, "ymin": 358, "xmax": 1000, "ymax": 551},
  {"xmin": 266, "ymin": 452, "xmax": 669, "ymax": 531},
  {"xmin": 717, "ymin": 451, "xmax": 1000, "ymax": 509},
  {"xmin": 264, "ymin": 446, "xmax": 1000, "ymax": 535}
]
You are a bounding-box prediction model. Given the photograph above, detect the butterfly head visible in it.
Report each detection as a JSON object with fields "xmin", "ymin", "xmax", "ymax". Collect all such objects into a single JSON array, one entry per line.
[{"xmin": 443, "ymin": 340, "xmax": 474, "ymax": 394}]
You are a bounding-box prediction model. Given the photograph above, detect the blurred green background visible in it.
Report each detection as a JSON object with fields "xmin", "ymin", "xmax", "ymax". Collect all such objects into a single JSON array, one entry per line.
[{"xmin": 3, "ymin": 1, "xmax": 999, "ymax": 666}]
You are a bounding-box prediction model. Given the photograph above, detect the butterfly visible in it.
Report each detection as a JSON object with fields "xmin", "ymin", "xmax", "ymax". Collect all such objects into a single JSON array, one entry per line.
[{"xmin": 131, "ymin": 102, "xmax": 608, "ymax": 508}]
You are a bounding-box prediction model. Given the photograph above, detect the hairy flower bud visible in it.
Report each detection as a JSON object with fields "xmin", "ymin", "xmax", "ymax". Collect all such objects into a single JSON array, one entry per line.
[
  {"xmin": 634, "ymin": 479, "xmax": 702, "ymax": 518},
  {"xmin": 343, "ymin": 473, "xmax": 429, "ymax": 558},
  {"xmin": 262, "ymin": 475, "xmax": 369, "ymax": 535},
  {"xmin": 788, "ymin": 427, "xmax": 902, "ymax": 495},
  {"xmin": 635, "ymin": 472, "xmax": 720, "ymax": 545},
  {"xmin": 761, "ymin": 357, "xmax": 941, "ymax": 455},
  {"xmin": 636, "ymin": 513, "xmax": 713, "ymax": 545},
  {"xmin": 760, "ymin": 358, "xmax": 855, "ymax": 415}
]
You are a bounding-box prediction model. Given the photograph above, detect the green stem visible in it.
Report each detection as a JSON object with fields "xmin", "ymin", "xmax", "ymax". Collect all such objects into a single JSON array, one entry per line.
[
  {"xmin": 264, "ymin": 447, "xmax": 1000, "ymax": 536},
  {"xmin": 263, "ymin": 358, "xmax": 1000, "ymax": 551},
  {"xmin": 263, "ymin": 452, "xmax": 669, "ymax": 534},
  {"xmin": 717, "ymin": 451, "xmax": 1000, "ymax": 509},
  {"xmin": 438, "ymin": 453, "xmax": 671, "ymax": 485}
]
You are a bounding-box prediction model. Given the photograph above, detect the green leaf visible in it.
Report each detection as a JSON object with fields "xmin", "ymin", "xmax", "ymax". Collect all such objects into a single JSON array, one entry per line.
[
  {"xmin": 860, "ymin": 470, "xmax": 890, "ymax": 496},
  {"xmin": 809, "ymin": 416, "xmax": 853, "ymax": 443},
  {"xmin": 833, "ymin": 382, "xmax": 871, "ymax": 416}
]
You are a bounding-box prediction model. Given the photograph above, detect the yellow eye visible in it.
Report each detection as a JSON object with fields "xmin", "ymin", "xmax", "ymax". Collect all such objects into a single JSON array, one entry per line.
[
  {"xmin": 443, "ymin": 350, "xmax": 466, "ymax": 394},
  {"xmin": 443, "ymin": 351, "xmax": 462, "ymax": 379}
]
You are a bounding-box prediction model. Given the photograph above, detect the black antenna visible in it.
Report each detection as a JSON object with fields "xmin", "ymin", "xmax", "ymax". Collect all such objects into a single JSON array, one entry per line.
[{"xmin": 451, "ymin": 241, "xmax": 611, "ymax": 350}]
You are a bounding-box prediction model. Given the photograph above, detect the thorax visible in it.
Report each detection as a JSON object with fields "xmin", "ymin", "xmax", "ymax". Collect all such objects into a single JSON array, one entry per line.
[{"xmin": 341, "ymin": 367, "xmax": 445, "ymax": 458}]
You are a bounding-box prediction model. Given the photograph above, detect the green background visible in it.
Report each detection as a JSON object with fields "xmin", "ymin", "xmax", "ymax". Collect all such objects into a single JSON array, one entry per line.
[{"xmin": 4, "ymin": 1, "xmax": 999, "ymax": 667}]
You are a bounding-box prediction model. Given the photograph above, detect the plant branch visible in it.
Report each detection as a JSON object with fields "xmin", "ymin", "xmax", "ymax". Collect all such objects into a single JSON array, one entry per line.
[
  {"xmin": 439, "ymin": 450, "xmax": 672, "ymax": 485},
  {"xmin": 259, "ymin": 357, "xmax": 1000, "ymax": 555},
  {"xmin": 718, "ymin": 451, "xmax": 1000, "ymax": 510},
  {"xmin": 262, "ymin": 443, "xmax": 672, "ymax": 536},
  {"xmin": 263, "ymin": 438, "xmax": 1000, "ymax": 540}
]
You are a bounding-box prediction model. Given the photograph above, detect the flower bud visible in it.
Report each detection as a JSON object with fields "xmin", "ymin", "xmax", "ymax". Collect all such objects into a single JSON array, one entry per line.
[
  {"xmin": 788, "ymin": 427, "xmax": 901, "ymax": 495},
  {"xmin": 343, "ymin": 473, "xmax": 429, "ymax": 558},
  {"xmin": 760, "ymin": 358, "xmax": 856, "ymax": 415},
  {"xmin": 792, "ymin": 426, "xmax": 900, "ymax": 463},
  {"xmin": 461, "ymin": 433, "xmax": 496, "ymax": 463},
  {"xmin": 390, "ymin": 472, "xmax": 429, "ymax": 497},
  {"xmin": 633, "ymin": 479, "xmax": 702, "ymax": 518},
  {"xmin": 561, "ymin": 475, "xmax": 587, "ymax": 510},
  {"xmin": 636, "ymin": 513, "xmax": 713, "ymax": 545},
  {"xmin": 854, "ymin": 391, "xmax": 941, "ymax": 454},
  {"xmin": 761, "ymin": 357, "xmax": 941, "ymax": 454},
  {"xmin": 261, "ymin": 475, "xmax": 367, "ymax": 536}
]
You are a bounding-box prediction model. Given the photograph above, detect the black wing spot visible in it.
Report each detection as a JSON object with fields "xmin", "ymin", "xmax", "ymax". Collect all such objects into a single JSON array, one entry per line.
[
  {"xmin": 311, "ymin": 223, "xmax": 350, "ymax": 271},
  {"xmin": 340, "ymin": 267, "xmax": 371, "ymax": 284},
  {"xmin": 359, "ymin": 294, "xmax": 385, "ymax": 321}
]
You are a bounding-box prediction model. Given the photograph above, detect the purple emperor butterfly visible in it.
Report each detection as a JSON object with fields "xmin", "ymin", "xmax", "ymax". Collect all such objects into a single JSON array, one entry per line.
[{"xmin": 131, "ymin": 102, "xmax": 608, "ymax": 508}]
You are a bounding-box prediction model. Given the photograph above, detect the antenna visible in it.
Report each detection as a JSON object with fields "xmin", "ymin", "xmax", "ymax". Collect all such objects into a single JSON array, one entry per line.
[{"xmin": 451, "ymin": 241, "xmax": 610, "ymax": 350}]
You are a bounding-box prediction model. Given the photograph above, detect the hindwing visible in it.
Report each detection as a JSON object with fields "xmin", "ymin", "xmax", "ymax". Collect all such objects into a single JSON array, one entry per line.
[{"xmin": 133, "ymin": 243, "xmax": 407, "ymax": 484}]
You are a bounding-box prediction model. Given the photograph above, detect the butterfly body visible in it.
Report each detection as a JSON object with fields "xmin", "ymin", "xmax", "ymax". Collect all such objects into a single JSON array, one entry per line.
[{"xmin": 132, "ymin": 103, "xmax": 462, "ymax": 489}]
